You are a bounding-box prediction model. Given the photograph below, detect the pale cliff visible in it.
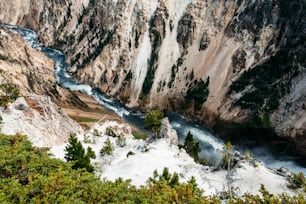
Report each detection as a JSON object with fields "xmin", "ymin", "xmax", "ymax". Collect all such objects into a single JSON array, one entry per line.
[{"xmin": 1, "ymin": 95, "xmax": 83, "ymax": 147}]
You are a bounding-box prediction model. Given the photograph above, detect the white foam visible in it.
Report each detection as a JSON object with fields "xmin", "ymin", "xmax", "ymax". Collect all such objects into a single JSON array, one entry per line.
[
  {"xmin": 66, "ymin": 84, "xmax": 93, "ymax": 95},
  {"xmin": 92, "ymin": 93, "xmax": 130, "ymax": 117},
  {"xmin": 173, "ymin": 122, "xmax": 224, "ymax": 151},
  {"xmin": 171, "ymin": 122, "xmax": 181, "ymax": 128}
]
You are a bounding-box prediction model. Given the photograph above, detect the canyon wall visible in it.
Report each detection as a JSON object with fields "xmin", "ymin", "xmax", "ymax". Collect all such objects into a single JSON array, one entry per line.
[
  {"xmin": 0, "ymin": 24, "xmax": 85, "ymax": 108},
  {"xmin": 0, "ymin": 0, "xmax": 305, "ymax": 155}
]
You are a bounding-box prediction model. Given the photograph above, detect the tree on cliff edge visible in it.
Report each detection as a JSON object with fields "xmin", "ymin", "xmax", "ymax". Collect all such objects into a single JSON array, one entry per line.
[
  {"xmin": 183, "ymin": 131, "xmax": 201, "ymax": 162},
  {"xmin": 65, "ymin": 133, "xmax": 95, "ymax": 172},
  {"xmin": 144, "ymin": 110, "xmax": 164, "ymax": 140}
]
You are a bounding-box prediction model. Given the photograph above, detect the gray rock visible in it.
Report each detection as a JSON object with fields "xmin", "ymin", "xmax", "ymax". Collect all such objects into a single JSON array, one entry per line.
[
  {"xmin": 159, "ymin": 117, "xmax": 179, "ymax": 145},
  {"xmin": 278, "ymin": 167, "xmax": 289, "ymax": 175},
  {"xmin": 15, "ymin": 103, "xmax": 27, "ymax": 110}
]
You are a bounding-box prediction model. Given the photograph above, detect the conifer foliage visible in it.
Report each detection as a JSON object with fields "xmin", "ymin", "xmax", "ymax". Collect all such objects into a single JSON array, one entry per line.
[
  {"xmin": 64, "ymin": 133, "xmax": 96, "ymax": 172},
  {"xmin": 0, "ymin": 133, "xmax": 305, "ymax": 203},
  {"xmin": 183, "ymin": 131, "xmax": 201, "ymax": 162},
  {"xmin": 144, "ymin": 110, "xmax": 164, "ymax": 139},
  {"xmin": 0, "ymin": 83, "xmax": 20, "ymax": 107}
]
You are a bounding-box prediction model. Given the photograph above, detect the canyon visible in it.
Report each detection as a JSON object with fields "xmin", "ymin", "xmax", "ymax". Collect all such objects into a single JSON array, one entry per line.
[{"xmin": 0, "ymin": 0, "xmax": 305, "ymax": 156}]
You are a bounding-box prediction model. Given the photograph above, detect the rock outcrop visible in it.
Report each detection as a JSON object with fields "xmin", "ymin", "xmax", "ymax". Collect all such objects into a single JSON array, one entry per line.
[
  {"xmin": 50, "ymin": 119, "xmax": 296, "ymax": 196},
  {"xmin": 160, "ymin": 117, "xmax": 179, "ymax": 145},
  {"xmin": 1, "ymin": 95, "xmax": 83, "ymax": 147},
  {"xmin": 0, "ymin": 0, "xmax": 305, "ymax": 155},
  {"xmin": 0, "ymin": 24, "xmax": 86, "ymax": 108}
]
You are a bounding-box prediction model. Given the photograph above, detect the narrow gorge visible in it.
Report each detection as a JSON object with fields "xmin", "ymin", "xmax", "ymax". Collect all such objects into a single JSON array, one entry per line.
[
  {"xmin": 1, "ymin": 1, "xmax": 306, "ymax": 201},
  {"xmin": 0, "ymin": 0, "xmax": 305, "ymax": 157}
]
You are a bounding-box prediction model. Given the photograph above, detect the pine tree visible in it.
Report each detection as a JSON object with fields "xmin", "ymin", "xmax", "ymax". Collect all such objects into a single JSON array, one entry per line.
[
  {"xmin": 160, "ymin": 167, "xmax": 171, "ymax": 181},
  {"xmin": 223, "ymin": 141, "xmax": 234, "ymax": 199},
  {"xmin": 184, "ymin": 131, "xmax": 194, "ymax": 153},
  {"xmin": 183, "ymin": 131, "xmax": 201, "ymax": 162},
  {"xmin": 0, "ymin": 83, "xmax": 20, "ymax": 107},
  {"xmin": 87, "ymin": 146, "xmax": 96, "ymax": 159},
  {"xmin": 100, "ymin": 138, "xmax": 114, "ymax": 156},
  {"xmin": 192, "ymin": 142, "xmax": 201, "ymax": 162},
  {"xmin": 65, "ymin": 133, "xmax": 84, "ymax": 162},
  {"xmin": 144, "ymin": 110, "xmax": 164, "ymax": 139},
  {"xmin": 169, "ymin": 172, "xmax": 179, "ymax": 187},
  {"xmin": 223, "ymin": 141, "xmax": 233, "ymax": 169},
  {"xmin": 64, "ymin": 133, "xmax": 95, "ymax": 172}
]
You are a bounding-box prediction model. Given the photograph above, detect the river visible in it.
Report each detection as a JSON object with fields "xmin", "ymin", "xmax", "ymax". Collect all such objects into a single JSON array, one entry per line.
[{"xmin": 7, "ymin": 25, "xmax": 306, "ymax": 174}]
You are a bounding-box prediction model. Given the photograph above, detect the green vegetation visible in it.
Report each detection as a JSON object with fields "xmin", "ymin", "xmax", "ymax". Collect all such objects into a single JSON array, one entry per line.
[
  {"xmin": 0, "ymin": 133, "xmax": 110, "ymax": 203},
  {"xmin": 0, "ymin": 133, "xmax": 305, "ymax": 203},
  {"xmin": 116, "ymin": 136, "xmax": 126, "ymax": 147},
  {"xmin": 144, "ymin": 110, "xmax": 164, "ymax": 139},
  {"xmin": 124, "ymin": 70, "xmax": 133, "ymax": 82},
  {"xmin": 69, "ymin": 115, "xmax": 98, "ymax": 123},
  {"xmin": 181, "ymin": 131, "xmax": 201, "ymax": 163},
  {"xmin": 157, "ymin": 80, "xmax": 167, "ymax": 92},
  {"xmin": 243, "ymin": 150, "xmax": 253, "ymax": 160},
  {"xmin": 0, "ymin": 83, "xmax": 20, "ymax": 107},
  {"xmin": 64, "ymin": 134, "xmax": 96, "ymax": 172},
  {"xmin": 68, "ymin": 34, "xmax": 75, "ymax": 45},
  {"xmin": 222, "ymin": 141, "xmax": 234, "ymax": 169},
  {"xmin": 93, "ymin": 128, "xmax": 100, "ymax": 136},
  {"xmin": 78, "ymin": 29, "xmax": 116, "ymax": 68},
  {"xmin": 105, "ymin": 127, "xmax": 126, "ymax": 148},
  {"xmin": 140, "ymin": 52, "xmax": 158, "ymax": 97},
  {"xmin": 140, "ymin": 12, "xmax": 164, "ymax": 98},
  {"xmin": 177, "ymin": 13, "xmax": 195, "ymax": 49},
  {"xmin": 246, "ymin": 113, "xmax": 272, "ymax": 129},
  {"xmin": 132, "ymin": 130, "xmax": 148, "ymax": 140},
  {"xmin": 105, "ymin": 127, "xmax": 119, "ymax": 137},
  {"xmin": 222, "ymin": 141, "xmax": 235, "ymax": 199},
  {"xmin": 262, "ymin": 113, "xmax": 271, "ymax": 128},
  {"xmin": 288, "ymin": 172, "xmax": 306, "ymax": 189},
  {"xmin": 229, "ymin": 51, "xmax": 299, "ymax": 113},
  {"xmin": 149, "ymin": 168, "xmax": 180, "ymax": 188},
  {"xmin": 83, "ymin": 134, "xmax": 91, "ymax": 143},
  {"xmin": 100, "ymin": 138, "xmax": 114, "ymax": 156},
  {"xmin": 185, "ymin": 77, "xmax": 210, "ymax": 110},
  {"xmin": 168, "ymin": 54, "xmax": 185, "ymax": 88},
  {"xmin": 145, "ymin": 168, "xmax": 205, "ymax": 203}
]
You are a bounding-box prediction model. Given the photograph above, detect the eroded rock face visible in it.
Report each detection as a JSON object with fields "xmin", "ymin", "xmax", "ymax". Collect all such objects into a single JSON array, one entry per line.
[
  {"xmin": 0, "ymin": 25, "xmax": 55, "ymax": 96},
  {"xmin": 270, "ymin": 70, "xmax": 306, "ymax": 156},
  {"xmin": 1, "ymin": 95, "xmax": 83, "ymax": 147},
  {"xmin": 0, "ymin": 24, "xmax": 87, "ymax": 108},
  {"xmin": 1, "ymin": 1, "xmax": 305, "ymax": 155}
]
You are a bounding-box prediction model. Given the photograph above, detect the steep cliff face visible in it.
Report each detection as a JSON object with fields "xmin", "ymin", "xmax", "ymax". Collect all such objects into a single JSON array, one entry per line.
[
  {"xmin": 0, "ymin": 25, "xmax": 56, "ymax": 97},
  {"xmin": 1, "ymin": 1, "xmax": 305, "ymax": 155},
  {"xmin": 0, "ymin": 24, "xmax": 85, "ymax": 108}
]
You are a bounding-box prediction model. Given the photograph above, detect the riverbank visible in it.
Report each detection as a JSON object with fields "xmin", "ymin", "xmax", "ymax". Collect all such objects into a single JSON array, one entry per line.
[
  {"xmin": 60, "ymin": 92, "xmax": 146, "ymax": 139},
  {"xmin": 59, "ymin": 92, "xmax": 123, "ymax": 129},
  {"xmin": 58, "ymin": 91, "xmax": 306, "ymax": 174}
]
